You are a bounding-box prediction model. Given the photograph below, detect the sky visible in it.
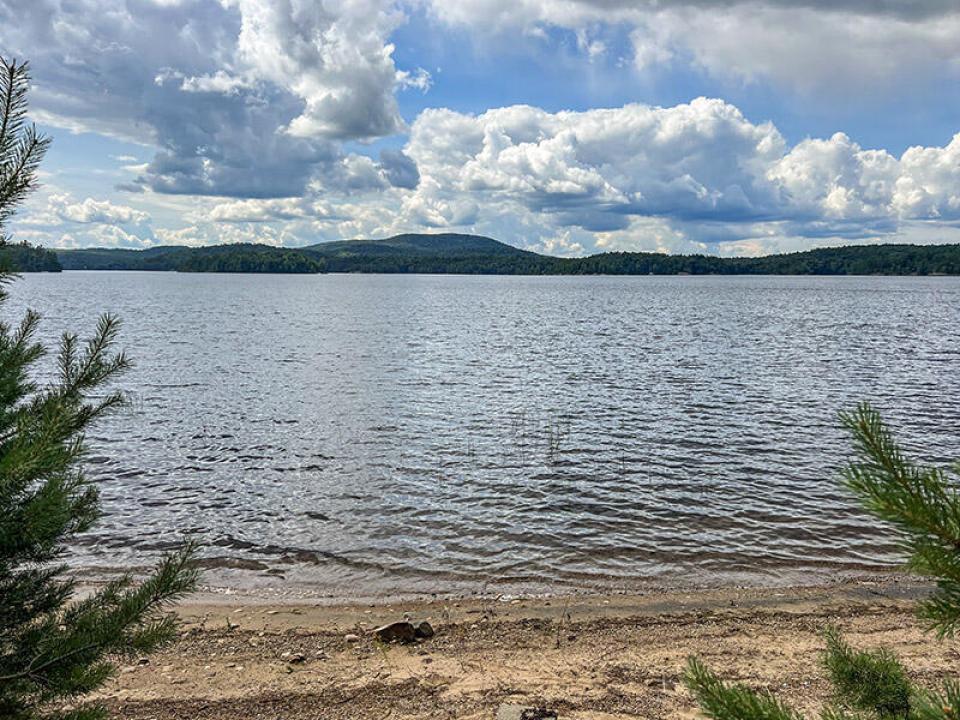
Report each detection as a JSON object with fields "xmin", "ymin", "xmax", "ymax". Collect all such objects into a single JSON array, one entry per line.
[{"xmin": 2, "ymin": 0, "xmax": 960, "ymax": 257}]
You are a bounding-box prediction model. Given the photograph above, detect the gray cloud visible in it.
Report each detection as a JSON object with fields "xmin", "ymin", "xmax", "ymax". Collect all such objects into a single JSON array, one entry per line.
[
  {"xmin": 436, "ymin": 0, "xmax": 960, "ymax": 25},
  {"xmin": 135, "ymin": 80, "xmax": 340, "ymax": 197},
  {"xmin": 556, "ymin": 0, "xmax": 958, "ymax": 20},
  {"xmin": 378, "ymin": 149, "xmax": 420, "ymax": 190},
  {"xmin": 433, "ymin": 0, "xmax": 960, "ymax": 98},
  {"xmin": 0, "ymin": 0, "xmax": 413, "ymax": 198}
]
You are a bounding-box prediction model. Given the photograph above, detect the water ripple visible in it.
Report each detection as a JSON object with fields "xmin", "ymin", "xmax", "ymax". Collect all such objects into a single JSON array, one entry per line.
[{"xmin": 7, "ymin": 273, "xmax": 960, "ymax": 598}]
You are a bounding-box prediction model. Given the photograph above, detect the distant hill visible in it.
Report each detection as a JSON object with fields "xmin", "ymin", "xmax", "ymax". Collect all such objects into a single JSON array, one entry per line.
[
  {"xmin": 303, "ymin": 233, "xmax": 533, "ymax": 258},
  {"xmin": 51, "ymin": 234, "xmax": 960, "ymax": 276},
  {"xmin": 56, "ymin": 234, "xmax": 532, "ymax": 272}
]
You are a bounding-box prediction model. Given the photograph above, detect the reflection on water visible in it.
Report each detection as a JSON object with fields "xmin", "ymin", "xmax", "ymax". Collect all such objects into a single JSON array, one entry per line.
[{"xmin": 7, "ymin": 272, "xmax": 960, "ymax": 599}]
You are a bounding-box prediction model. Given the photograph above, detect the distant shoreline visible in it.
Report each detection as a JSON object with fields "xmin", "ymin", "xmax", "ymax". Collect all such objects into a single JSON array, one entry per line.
[
  {"xmin": 26, "ymin": 233, "xmax": 960, "ymax": 275},
  {"xmin": 49, "ymin": 268, "xmax": 960, "ymax": 277}
]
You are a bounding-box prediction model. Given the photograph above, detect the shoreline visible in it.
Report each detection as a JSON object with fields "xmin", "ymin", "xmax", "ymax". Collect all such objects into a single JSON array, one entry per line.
[
  {"xmin": 74, "ymin": 566, "xmax": 911, "ymax": 608},
  {"xmin": 98, "ymin": 576, "xmax": 944, "ymax": 719}
]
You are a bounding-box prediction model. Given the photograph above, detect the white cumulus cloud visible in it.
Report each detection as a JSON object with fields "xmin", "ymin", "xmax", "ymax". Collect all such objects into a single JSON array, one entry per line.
[{"xmin": 400, "ymin": 98, "xmax": 960, "ymax": 245}]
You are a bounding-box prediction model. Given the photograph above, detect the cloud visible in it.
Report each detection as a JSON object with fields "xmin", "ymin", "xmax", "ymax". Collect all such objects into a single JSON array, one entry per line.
[
  {"xmin": 22, "ymin": 194, "xmax": 151, "ymax": 227},
  {"xmin": 428, "ymin": 1, "xmax": 960, "ymax": 97},
  {"xmin": 404, "ymin": 99, "xmax": 785, "ymax": 229},
  {"xmin": 893, "ymin": 134, "xmax": 960, "ymax": 219},
  {"xmin": 192, "ymin": 197, "xmax": 335, "ymax": 223},
  {"xmin": 153, "ymin": 221, "xmax": 311, "ymax": 247},
  {"xmin": 428, "ymin": 0, "xmax": 960, "ymax": 25},
  {"xmin": 630, "ymin": 6, "xmax": 960, "ymax": 97},
  {"xmin": 179, "ymin": 71, "xmax": 251, "ymax": 95},
  {"xmin": 396, "ymin": 67, "xmax": 433, "ymax": 93},
  {"xmin": 400, "ymin": 98, "xmax": 960, "ymax": 244},
  {"xmin": 0, "ymin": 0, "xmax": 420, "ymax": 198},
  {"xmin": 3, "ymin": 0, "xmax": 959, "ymax": 255},
  {"xmin": 529, "ymin": 228, "xmax": 584, "ymax": 257},
  {"xmin": 378, "ymin": 149, "xmax": 420, "ymax": 190},
  {"xmin": 13, "ymin": 190, "xmax": 157, "ymax": 247},
  {"xmin": 52, "ymin": 196, "xmax": 150, "ymax": 225},
  {"xmin": 231, "ymin": 0, "xmax": 406, "ymax": 139}
]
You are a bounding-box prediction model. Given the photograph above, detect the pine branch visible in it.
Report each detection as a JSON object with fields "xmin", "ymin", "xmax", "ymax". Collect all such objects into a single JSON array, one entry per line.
[
  {"xmin": 840, "ymin": 403, "xmax": 960, "ymax": 636},
  {"xmin": 684, "ymin": 657, "xmax": 804, "ymax": 720},
  {"xmin": 0, "ymin": 55, "xmax": 50, "ymax": 238},
  {"xmin": 0, "ymin": 52, "xmax": 199, "ymax": 720},
  {"xmin": 821, "ymin": 628, "xmax": 913, "ymax": 719},
  {"xmin": 0, "ymin": 126, "xmax": 51, "ymax": 224},
  {"xmin": 0, "ymin": 542, "xmax": 198, "ymax": 686},
  {"xmin": 0, "ymin": 57, "xmax": 29, "ymax": 161},
  {"xmin": 913, "ymin": 681, "xmax": 960, "ymax": 720}
]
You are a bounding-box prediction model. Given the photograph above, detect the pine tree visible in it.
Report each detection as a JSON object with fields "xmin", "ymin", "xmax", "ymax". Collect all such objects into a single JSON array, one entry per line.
[
  {"xmin": 0, "ymin": 57, "xmax": 50, "ymax": 246},
  {"xmin": 0, "ymin": 56, "xmax": 199, "ymax": 720},
  {"xmin": 685, "ymin": 403, "xmax": 960, "ymax": 720}
]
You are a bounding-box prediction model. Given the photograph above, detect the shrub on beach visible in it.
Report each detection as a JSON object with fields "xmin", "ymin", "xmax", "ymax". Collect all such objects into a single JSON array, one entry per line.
[
  {"xmin": 0, "ymin": 55, "xmax": 198, "ymax": 720},
  {"xmin": 686, "ymin": 403, "xmax": 960, "ymax": 719}
]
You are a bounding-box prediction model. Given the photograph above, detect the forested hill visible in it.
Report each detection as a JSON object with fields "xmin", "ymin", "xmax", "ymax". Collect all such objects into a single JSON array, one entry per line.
[
  {"xmin": 48, "ymin": 234, "xmax": 960, "ymax": 275},
  {"xmin": 303, "ymin": 233, "xmax": 531, "ymax": 258}
]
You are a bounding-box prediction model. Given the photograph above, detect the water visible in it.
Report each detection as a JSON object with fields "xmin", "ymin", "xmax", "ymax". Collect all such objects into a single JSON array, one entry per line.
[{"xmin": 6, "ymin": 272, "xmax": 960, "ymax": 600}]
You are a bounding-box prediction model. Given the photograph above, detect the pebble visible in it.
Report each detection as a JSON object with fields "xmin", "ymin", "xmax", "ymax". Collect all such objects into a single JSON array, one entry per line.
[{"xmin": 344, "ymin": 633, "xmax": 361, "ymax": 643}]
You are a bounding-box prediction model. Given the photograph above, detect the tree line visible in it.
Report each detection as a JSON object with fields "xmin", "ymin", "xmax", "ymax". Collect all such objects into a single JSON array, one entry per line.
[
  {"xmin": 0, "ymin": 241, "xmax": 61, "ymax": 271},
  {"xmin": 44, "ymin": 241, "xmax": 960, "ymax": 275}
]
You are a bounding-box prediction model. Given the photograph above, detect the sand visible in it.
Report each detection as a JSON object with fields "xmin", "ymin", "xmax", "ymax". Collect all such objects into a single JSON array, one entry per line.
[{"xmin": 96, "ymin": 577, "xmax": 952, "ymax": 719}]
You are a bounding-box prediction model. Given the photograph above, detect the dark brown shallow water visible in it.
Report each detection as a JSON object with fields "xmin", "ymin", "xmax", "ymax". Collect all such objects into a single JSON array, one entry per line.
[{"xmin": 8, "ymin": 272, "xmax": 960, "ymax": 599}]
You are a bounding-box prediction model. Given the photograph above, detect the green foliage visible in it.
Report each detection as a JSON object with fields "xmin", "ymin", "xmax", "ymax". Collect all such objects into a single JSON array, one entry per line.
[
  {"xmin": 685, "ymin": 657, "xmax": 804, "ymax": 720},
  {"xmin": 840, "ymin": 404, "xmax": 960, "ymax": 637},
  {"xmin": 685, "ymin": 633, "xmax": 925, "ymax": 720},
  {"xmin": 0, "ymin": 57, "xmax": 50, "ymax": 246},
  {"xmin": 913, "ymin": 682, "xmax": 960, "ymax": 720},
  {"xmin": 0, "ymin": 54, "xmax": 198, "ymax": 720},
  {"xmin": 0, "ymin": 57, "xmax": 58, "ymax": 271},
  {"xmin": 0, "ymin": 297, "xmax": 199, "ymax": 719},
  {"xmin": 822, "ymin": 628, "xmax": 911, "ymax": 719},
  {"xmin": 685, "ymin": 403, "xmax": 960, "ymax": 720},
  {"xmin": 0, "ymin": 241, "xmax": 61, "ymax": 272},
  {"xmin": 176, "ymin": 245, "xmax": 325, "ymax": 273},
  {"xmin": 55, "ymin": 239, "xmax": 960, "ymax": 275}
]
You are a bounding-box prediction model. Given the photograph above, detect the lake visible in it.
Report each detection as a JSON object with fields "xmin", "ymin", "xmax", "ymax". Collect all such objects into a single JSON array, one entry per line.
[{"xmin": 7, "ymin": 272, "xmax": 960, "ymax": 600}]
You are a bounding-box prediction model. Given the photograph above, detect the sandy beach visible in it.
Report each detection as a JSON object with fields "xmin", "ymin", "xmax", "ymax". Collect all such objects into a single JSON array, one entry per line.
[{"xmin": 94, "ymin": 576, "xmax": 952, "ymax": 719}]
